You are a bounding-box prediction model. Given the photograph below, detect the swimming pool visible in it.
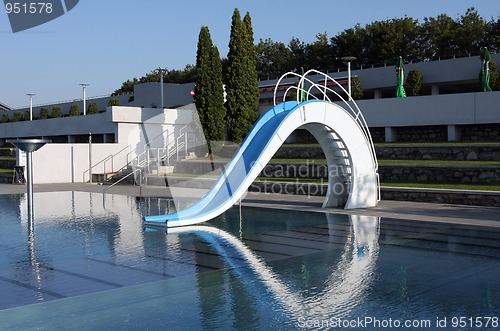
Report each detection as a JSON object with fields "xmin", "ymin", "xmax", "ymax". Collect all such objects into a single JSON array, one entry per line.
[{"xmin": 0, "ymin": 192, "xmax": 499, "ymax": 330}]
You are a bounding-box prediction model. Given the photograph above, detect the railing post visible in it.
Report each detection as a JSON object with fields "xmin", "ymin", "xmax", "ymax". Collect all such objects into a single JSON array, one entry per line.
[
  {"xmin": 176, "ymin": 137, "xmax": 179, "ymax": 161},
  {"xmin": 89, "ymin": 133, "xmax": 93, "ymax": 184},
  {"xmin": 139, "ymin": 169, "xmax": 143, "ymax": 199},
  {"xmin": 157, "ymin": 148, "xmax": 160, "ymax": 177}
]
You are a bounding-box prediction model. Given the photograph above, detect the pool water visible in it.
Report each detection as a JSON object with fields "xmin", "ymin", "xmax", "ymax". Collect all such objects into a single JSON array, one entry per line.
[{"xmin": 0, "ymin": 192, "xmax": 499, "ymax": 330}]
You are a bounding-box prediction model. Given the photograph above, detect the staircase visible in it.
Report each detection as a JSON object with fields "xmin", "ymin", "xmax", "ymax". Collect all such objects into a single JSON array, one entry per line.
[
  {"xmin": 91, "ymin": 129, "xmax": 197, "ymax": 186},
  {"xmin": 0, "ymin": 147, "xmax": 16, "ymax": 183}
]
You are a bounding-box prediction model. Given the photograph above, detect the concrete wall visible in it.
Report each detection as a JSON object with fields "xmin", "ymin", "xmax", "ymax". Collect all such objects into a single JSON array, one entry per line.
[
  {"xmin": 6, "ymin": 94, "xmax": 131, "ymax": 119},
  {"xmin": 0, "ymin": 112, "xmax": 116, "ymax": 139},
  {"xmin": 130, "ymin": 82, "xmax": 195, "ymax": 109},
  {"xmin": 356, "ymin": 92, "xmax": 500, "ymax": 138},
  {"xmin": 349, "ymin": 55, "xmax": 500, "ymax": 89},
  {"xmin": 32, "ymin": 143, "xmax": 129, "ymax": 183}
]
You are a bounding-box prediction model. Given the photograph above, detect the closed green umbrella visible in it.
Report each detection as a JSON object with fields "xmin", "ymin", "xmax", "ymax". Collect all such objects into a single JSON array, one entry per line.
[
  {"xmin": 481, "ymin": 47, "xmax": 492, "ymax": 92},
  {"xmin": 396, "ymin": 56, "xmax": 406, "ymax": 98},
  {"xmin": 300, "ymin": 67, "xmax": 307, "ymax": 102}
]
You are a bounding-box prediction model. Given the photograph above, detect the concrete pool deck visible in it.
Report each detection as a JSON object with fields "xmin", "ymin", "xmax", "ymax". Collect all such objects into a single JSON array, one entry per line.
[{"xmin": 1, "ymin": 182, "xmax": 499, "ymax": 228}]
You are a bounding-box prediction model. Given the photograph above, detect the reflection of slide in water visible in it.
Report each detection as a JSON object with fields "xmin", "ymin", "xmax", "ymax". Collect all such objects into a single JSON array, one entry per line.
[
  {"xmin": 145, "ymin": 99, "xmax": 379, "ymax": 228},
  {"xmin": 168, "ymin": 214, "xmax": 380, "ymax": 321}
]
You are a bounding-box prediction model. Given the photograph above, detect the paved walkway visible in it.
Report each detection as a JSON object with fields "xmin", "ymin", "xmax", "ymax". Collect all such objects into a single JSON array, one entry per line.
[{"xmin": 1, "ymin": 182, "xmax": 499, "ymax": 227}]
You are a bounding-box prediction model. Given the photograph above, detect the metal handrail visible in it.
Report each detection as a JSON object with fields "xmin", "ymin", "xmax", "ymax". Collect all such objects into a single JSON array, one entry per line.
[
  {"xmin": 274, "ymin": 70, "xmax": 378, "ymax": 173},
  {"xmin": 83, "ymin": 154, "xmax": 112, "ymax": 182},
  {"xmin": 143, "ymin": 127, "xmax": 170, "ymax": 152},
  {"xmin": 83, "ymin": 145, "xmax": 130, "ymax": 182},
  {"xmin": 103, "ymin": 167, "xmax": 143, "ymax": 199},
  {"xmin": 123, "ymin": 124, "xmax": 194, "ymax": 179}
]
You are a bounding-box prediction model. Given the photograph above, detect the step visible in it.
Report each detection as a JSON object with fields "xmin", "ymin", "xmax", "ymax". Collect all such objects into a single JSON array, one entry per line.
[
  {"xmin": 0, "ymin": 148, "xmax": 15, "ymax": 157},
  {"xmin": 270, "ymin": 144, "xmax": 500, "ymax": 162},
  {"xmin": 0, "ymin": 159, "xmax": 16, "ymax": 168}
]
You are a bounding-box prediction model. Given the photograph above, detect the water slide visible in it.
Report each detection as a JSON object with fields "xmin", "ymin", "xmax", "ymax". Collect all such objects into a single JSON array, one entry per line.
[{"xmin": 144, "ymin": 71, "xmax": 379, "ymax": 228}]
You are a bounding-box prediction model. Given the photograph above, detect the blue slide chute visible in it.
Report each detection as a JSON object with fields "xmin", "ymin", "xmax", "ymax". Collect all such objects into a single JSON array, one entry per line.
[{"xmin": 144, "ymin": 101, "xmax": 298, "ymax": 228}]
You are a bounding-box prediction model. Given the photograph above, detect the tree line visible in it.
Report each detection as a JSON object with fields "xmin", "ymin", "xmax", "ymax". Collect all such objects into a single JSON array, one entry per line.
[
  {"xmin": 113, "ymin": 6, "xmax": 499, "ymax": 94},
  {"xmin": 256, "ymin": 7, "xmax": 500, "ymax": 79}
]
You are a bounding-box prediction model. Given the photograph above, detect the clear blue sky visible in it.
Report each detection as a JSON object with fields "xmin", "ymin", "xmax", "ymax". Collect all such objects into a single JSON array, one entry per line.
[{"xmin": 1, "ymin": 0, "xmax": 498, "ymax": 108}]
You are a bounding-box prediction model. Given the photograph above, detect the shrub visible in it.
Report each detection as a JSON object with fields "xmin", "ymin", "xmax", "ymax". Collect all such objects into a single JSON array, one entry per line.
[
  {"xmin": 87, "ymin": 102, "xmax": 99, "ymax": 114},
  {"xmin": 39, "ymin": 107, "xmax": 49, "ymax": 119},
  {"xmin": 24, "ymin": 110, "xmax": 31, "ymax": 121},
  {"xmin": 1, "ymin": 114, "xmax": 9, "ymax": 123},
  {"xmin": 405, "ymin": 68, "xmax": 424, "ymax": 96},
  {"xmin": 51, "ymin": 106, "xmax": 62, "ymax": 118},
  {"xmin": 69, "ymin": 104, "xmax": 80, "ymax": 116},
  {"xmin": 12, "ymin": 112, "xmax": 23, "ymax": 122},
  {"xmin": 490, "ymin": 60, "xmax": 499, "ymax": 91},
  {"xmin": 351, "ymin": 76, "xmax": 364, "ymax": 100},
  {"xmin": 108, "ymin": 98, "xmax": 120, "ymax": 106}
]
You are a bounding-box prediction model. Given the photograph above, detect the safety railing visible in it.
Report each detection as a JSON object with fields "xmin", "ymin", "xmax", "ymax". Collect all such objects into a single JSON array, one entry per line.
[
  {"xmin": 88, "ymin": 123, "xmax": 196, "ymax": 184},
  {"xmin": 83, "ymin": 145, "xmax": 129, "ymax": 183},
  {"xmin": 103, "ymin": 167, "xmax": 143, "ymax": 199},
  {"xmin": 274, "ymin": 69, "xmax": 378, "ymax": 172},
  {"xmin": 274, "ymin": 69, "xmax": 380, "ymax": 202}
]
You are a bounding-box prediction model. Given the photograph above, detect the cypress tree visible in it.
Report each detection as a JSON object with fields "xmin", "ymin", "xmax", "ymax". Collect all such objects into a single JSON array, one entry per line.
[
  {"xmin": 405, "ymin": 68, "xmax": 424, "ymax": 96},
  {"xmin": 225, "ymin": 9, "xmax": 259, "ymax": 143},
  {"xmin": 194, "ymin": 26, "xmax": 225, "ymax": 158},
  {"xmin": 242, "ymin": 12, "xmax": 260, "ymax": 122}
]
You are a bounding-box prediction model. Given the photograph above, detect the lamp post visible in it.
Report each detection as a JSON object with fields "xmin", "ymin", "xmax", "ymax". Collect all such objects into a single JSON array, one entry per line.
[
  {"xmin": 26, "ymin": 93, "xmax": 35, "ymax": 121},
  {"xmin": 341, "ymin": 56, "xmax": 356, "ymax": 101},
  {"xmin": 79, "ymin": 83, "xmax": 90, "ymax": 115},
  {"xmin": 7, "ymin": 139, "xmax": 50, "ymax": 218},
  {"xmin": 157, "ymin": 67, "xmax": 167, "ymax": 109}
]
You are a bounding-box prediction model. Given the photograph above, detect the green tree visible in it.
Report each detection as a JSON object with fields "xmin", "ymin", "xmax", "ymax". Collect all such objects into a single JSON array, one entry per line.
[
  {"xmin": 225, "ymin": 9, "xmax": 259, "ymax": 143},
  {"xmin": 351, "ymin": 76, "xmax": 364, "ymax": 100},
  {"xmin": 113, "ymin": 78, "xmax": 138, "ymax": 95},
  {"xmin": 306, "ymin": 32, "xmax": 332, "ymax": 71},
  {"xmin": 51, "ymin": 106, "xmax": 62, "ymax": 118},
  {"xmin": 194, "ymin": 26, "xmax": 226, "ymax": 157},
  {"xmin": 69, "ymin": 104, "xmax": 80, "ymax": 116},
  {"xmin": 485, "ymin": 18, "xmax": 500, "ymax": 53},
  {"xmin": 364, "ymin": 17, "xmax": 422, "ymax": 65},
  {"xmin": 108, "ymin": 98, "xmax": 120, "ymax": 106},
  {"xmin": 421, "ymin": 14, "xmax": 458, "ymax": 59},
  {"xmin": 87, "ymin": 102, "xmax": 100, "ymax": 114},
  {"xmin": 287, "ymin": 37, "xmax": 308, "ymax": 72},
  {"xmin": 256, "ymin": 38, "xmax": 291, "ymax": 80},
  {"xmin": 455, "ymin": 8, "xmax": 486, "ymax": 55},
  {"xmin": 2, "ymin": 114, "xmax": 9, "ymax": 123},
  {"xmin": 24, "ymin": 110, "xmax": 30, "ymax": 121},
  {"xmin": 12, "ymin": 112, "xmax": 23, "ymax": 122},
  {"xmin": 330, "ymin": 24, "xmax": 367, "ymax": 68},
  {"xmin": 39, "ymin": 107, "xmax": 49, "ymax": 119},
  {"xmin": 405, "ymin": 68, "xmax": 424, "ymax": 96},
  {"xmin": 490, "ymin": 60, "xmax": 499, "ymax": 91}
]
